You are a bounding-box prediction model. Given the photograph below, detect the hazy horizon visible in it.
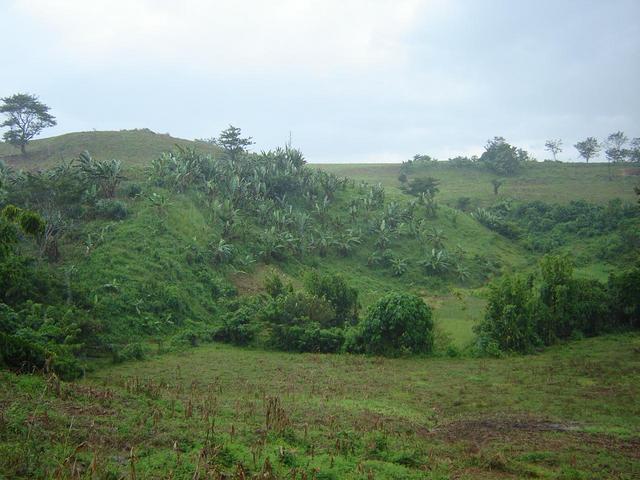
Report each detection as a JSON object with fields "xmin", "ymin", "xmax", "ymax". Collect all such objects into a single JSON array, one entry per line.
[{"xmin": 1, "ymin": 0, "xmax": 639, "ymax": 163}]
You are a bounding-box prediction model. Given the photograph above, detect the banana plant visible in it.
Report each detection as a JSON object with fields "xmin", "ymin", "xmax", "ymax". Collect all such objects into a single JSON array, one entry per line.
[
  {"xmin": 420, "ymin": 248, "xmax": 451, "ymax": 275},
  {"xmin": 76, "ymin": 151, "xmax": 124, "ymax": 198},
  {"xmin": 210, "ymin": 238, "xmax": 234, "ymax": 265}
]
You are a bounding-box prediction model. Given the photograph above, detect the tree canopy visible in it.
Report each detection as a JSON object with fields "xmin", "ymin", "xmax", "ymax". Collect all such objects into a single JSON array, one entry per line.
[
  {"xmin": 0, "ymin": 93, "xmax": 56, "ymax": 155},
  {"xmin": 216, "ymin": 125, "xmax": 254, "ymax": 160},
  {"xmin": 478, "ymin": 137, "xmax": 529, "ymax": 175},
  {"xmin": 574, "ymin": 137, "xmax": 600, "ymax": 163}
]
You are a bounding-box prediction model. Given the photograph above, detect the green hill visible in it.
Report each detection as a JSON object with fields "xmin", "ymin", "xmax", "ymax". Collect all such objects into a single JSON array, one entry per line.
[
  {"xmin": 315, "ymin": 161, "xmax": 640, "ymax": 205},
  {"xmin": 0, "ymin": 128, "xmax": 222, "ymax": 169}
]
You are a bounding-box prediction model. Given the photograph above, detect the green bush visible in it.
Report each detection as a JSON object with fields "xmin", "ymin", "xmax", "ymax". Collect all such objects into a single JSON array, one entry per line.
[
  {"xmin": 124, "ymin": 183, "xmax": 143, "ymax": 198},
  {"xmin": 269, "ymin": 323, "xmax": 344, "ymax": 353},
  {"xmin": 359, "ymin": 293, "xmax": 434, "ymax": 356},
  {"xmin": 476, "ymin": 274, "xmax": 540, "ymax": 353},
  {"xmin": 260, "ymin": 291, "xmax": 336, "ymax": 328},
  {"xmin": 304, "ymin": 271, "xmax": 359, "ymax": 326},
  {"xmin": 215, "ymin": 306, "xmax": 257, "ymax": 346},
  {"xmin": 608, "ymin": 263, "xmax": 640, "ymax": 328},
  {"xmin": 0, "ymin": 332, "xmax": 82, "ymax": 379},
  {"xmin": 119, "ymin": 342, "xmax": 146, "ymax": 361},
  {"xmin": 93, "ymin": 199, "xmax": 128, "ymax": 220},
  {"xmin": 476, "ymin": 255, "xmax": 627, "ymax": 355}
]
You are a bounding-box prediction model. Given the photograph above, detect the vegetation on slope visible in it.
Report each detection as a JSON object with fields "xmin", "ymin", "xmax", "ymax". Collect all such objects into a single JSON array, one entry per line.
[{"xmin": 0, "ymin": 127, "xmax": 640, "ymax": 478}]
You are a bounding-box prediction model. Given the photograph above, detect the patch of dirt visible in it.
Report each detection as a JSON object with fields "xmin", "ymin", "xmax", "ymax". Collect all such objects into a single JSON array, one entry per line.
[
  {"xmin": 229, "ymin": 264, "xmax": 299, "ymax": 295},
  {"xmin": 440, "ymin": 417, "xmax": 580, "ymax": 441},
  {"xmin": 435, "ymin": 415, "xmax": 640, "ymax": 459},
  {"xmin": 621, "ymin": 167, "xmax": 640, "ymax": 176}
]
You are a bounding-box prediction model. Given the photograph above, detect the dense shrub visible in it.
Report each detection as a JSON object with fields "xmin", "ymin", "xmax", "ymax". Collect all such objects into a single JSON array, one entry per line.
[
  {"xmin": 476, "ymin": 255, "xmax": 632, "ymax": 355},
  {"xmin": 93, "ymin": 199, "xmax": 128, "ymax": 220},
  {"xmin": 455, "ymin": 196, "xmax": 472, "ymax": 212},
  {"xmin": 359, "ymin": 293, "xmax": 434, "ymax": 356},
  {"xmin": 264, "ymin": 271, "xmax": 288, "ymax": 298},
  {"xmin": 608, "ymin": 263, "xmax": 640, "ymax": 328},
  {"xmin": 124, "ymin": 182, "xmax": 143, "ymax": 198},
  {"xmin": 260, "ymin": 291, "xmax": 336, "ymax": 328},
  {"xmin": 269, "ymin": 323, "xmax": 344, "ymax": 353},
  {"xmin": 303, "ymin": 271, "xmax": 359, "ymax": 326},
  {"xmin": 0, "ymin": 255, "xmax": 55, "ymax": 305},
  {"xmin": 478, "ymin": 137, "xmax": 530, "ymax": 175},
  {"xmin": 487, "ymin": 199, "xmax": 640, "ymax": 255},
  {"xmin": 115, "ymin": 342, "xmax": 147, "ymax": 361},
  {"xmin": 215, "ymin": 305, "xmax": 258, "ymax": 346},
  {"xmin": 476, "ymin": 275, "xmax": 539, "ymax": 353}
]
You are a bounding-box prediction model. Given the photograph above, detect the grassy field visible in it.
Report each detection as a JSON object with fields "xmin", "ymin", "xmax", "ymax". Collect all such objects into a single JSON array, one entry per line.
[
  {"xmin": 2, "ymin": 333, "xmax": 638, "ymax": 479},
  {"xmin": 315, "ymin": 162, "xmax": 639, "ymax": 205}
]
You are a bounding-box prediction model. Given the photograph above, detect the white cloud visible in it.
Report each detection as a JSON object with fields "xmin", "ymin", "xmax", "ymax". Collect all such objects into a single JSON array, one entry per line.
[{"xmin": 14, "ymin": 0, "xmax": 430, "ymax": 72}]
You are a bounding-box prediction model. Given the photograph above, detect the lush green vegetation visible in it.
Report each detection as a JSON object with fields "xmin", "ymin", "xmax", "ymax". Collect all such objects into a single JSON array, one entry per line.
[
  {"xmin": 1, "ymin": 128, "xmax": 639, "ymax": 478},
  {"xmin": 1, "ymin": 333, "xmax": 639, "ymax": 478}
]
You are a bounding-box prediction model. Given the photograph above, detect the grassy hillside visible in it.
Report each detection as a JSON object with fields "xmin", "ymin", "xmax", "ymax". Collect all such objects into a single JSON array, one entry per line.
[
  {"xmin": 2, "ymin": 333, "xmax": 638, "ymax": 479},
  {"xmin": 1, "ymin": 131, "xmax": 637, "ymax": 352},
  {"xmin": 1, "ymin": 130, "xmax": 639, "ymax": 479},
  {"xmin": 0, "ymin": 129, "xmax": 221, "ymax": 169},
  {"xmin": 316, "ymin": 162, "xmax": 639, "ymax": 205}
]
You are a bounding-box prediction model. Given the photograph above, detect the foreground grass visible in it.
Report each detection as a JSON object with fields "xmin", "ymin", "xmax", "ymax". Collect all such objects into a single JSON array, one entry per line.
[{"xmin": 2, "ymin": 334, "xmax": 638, "ymax": 479}]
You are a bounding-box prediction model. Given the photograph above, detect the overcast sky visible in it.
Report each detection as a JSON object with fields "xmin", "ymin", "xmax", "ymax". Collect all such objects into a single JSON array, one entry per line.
[{"xmin": 1, "ymin": 0, "xmax": 638, "ymax": 163}]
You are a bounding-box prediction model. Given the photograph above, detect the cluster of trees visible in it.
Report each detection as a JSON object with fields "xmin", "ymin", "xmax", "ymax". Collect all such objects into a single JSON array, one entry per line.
[
  {"xmin": 402, "ymin": 137, "xmax": 533, "ymax": 176},
  {"xmin": 574, "ymin": 132, "xmax": 640, "ymax": 163},
  {"xmin": 216, "ymin": 270, "xmax": 435, "ymax": 357},
  {"xmin": 476, "ymin": 255, "xmax": 639, "ymax": 355},
  {"xmin": 400, "ymin": 133, "xmax": 639, "ymax": 175}
]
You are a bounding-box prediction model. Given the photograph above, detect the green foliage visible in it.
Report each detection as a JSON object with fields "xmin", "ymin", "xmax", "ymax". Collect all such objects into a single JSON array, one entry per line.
[
  {"xmin": 261, "ymin": 291, "xmax": 336, "ymax": 328},
  {"xmin": 303, "ymin": 271, "xmax": 359, "ymax": 326},
  {"xmin": 574, "ymin": 137, "xmax": 600, "ymax": 163},
  {"xmin": 402, "ymin": 176, "xmax": 440, "ymax": 197},
  {"xmin": 214, "ymin": 302, "xmax": 259, "ymax": 346},
  {"xmin": 269, "ymin": 323, "xmax": 345, "ymax": 353},
  {"xmin": 359, "ymin": 293, "xmax": 434, "ymax": 356},
  {"xmin": 0, "ymin": 93, "xmax": 56, "ymax": 154},
  {"xmin": 124, "ymin": 182, "xmax": 143, "ymax": 198},
  {"xmin": 478, "ymin": 137, "xmax": 530, "ymax": 175},
  {"xmin": 264, "ymin": 271, "xmax": 288, "ymax": 298},
  {"xmin": 112, "ymin": 342, "xmax": 146, "ymax": 363},
  {"xmin": 75, "ymin": 151, "xmax": 124, "ymax": 198},
  {"xmin": 476, "ymin": 255, "xmax": 632, "ymax": 354},
  {"xmin": 216, "ymin": 125, "xmax": 254, "ymax": 160},
  {"xmin": 93, "ymin": 199, "xmax": 128, "ymax": 220},
  {"xmin": 608, "ymin": 263, "xmax": 640, "ymax": 328}
]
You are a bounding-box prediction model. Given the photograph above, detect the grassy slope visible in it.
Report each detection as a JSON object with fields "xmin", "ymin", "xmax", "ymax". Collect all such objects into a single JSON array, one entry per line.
[
  {"xmin": 2, "ymin": 333, "xmax": 638, "ymax": 478},
  {"xmin": 315, "ymin": 162, "xmax": 639, "ymax": 205},
  {"xmin": 0, "ymin": 129, "xmax": 222, "ymax": 170}
]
